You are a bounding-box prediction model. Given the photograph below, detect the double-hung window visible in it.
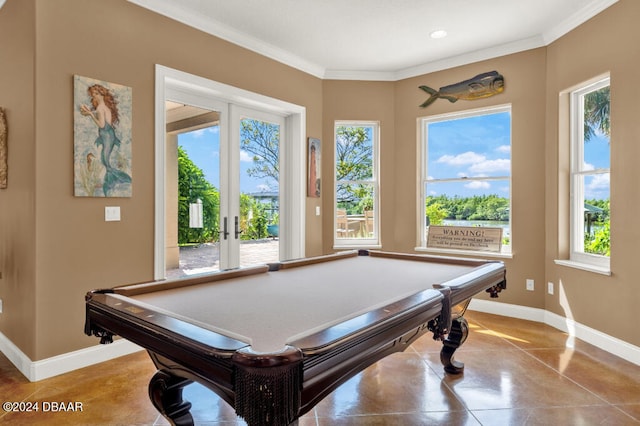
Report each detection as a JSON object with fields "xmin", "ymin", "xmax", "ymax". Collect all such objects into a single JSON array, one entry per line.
[
  {"xmin": 334, "ymin": 121, "xmax": 380, "ymax": 247},
  {"xmin": 568, "ymin": 76, "xmax": 610, "ymax": 271},
  {"xmin": 418, "ymin": 105, "xmax": 512, "ymax": 255}
]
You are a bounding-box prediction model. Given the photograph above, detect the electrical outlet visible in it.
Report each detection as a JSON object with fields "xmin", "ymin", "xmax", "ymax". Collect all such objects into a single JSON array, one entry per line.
[
  {"xmin": 526, "ymin": 279, "xmax": 534, "ymax": 291},
  {"xmin": 548, "ymin": 282, "xmax": 554, "ymax": 295},
  {"xmin": 0, "ymin": 299, "xmax": 3, "ymax": 313}
]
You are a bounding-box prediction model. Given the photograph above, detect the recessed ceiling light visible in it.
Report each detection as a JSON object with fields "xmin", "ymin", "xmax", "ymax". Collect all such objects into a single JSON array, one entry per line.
[{"xmin": 430, "ymin": 30, "xmax": 448, "ymax": 39}]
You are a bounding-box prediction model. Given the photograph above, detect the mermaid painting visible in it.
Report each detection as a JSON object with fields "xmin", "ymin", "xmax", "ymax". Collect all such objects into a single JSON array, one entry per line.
[
  {"xmin": 74, "ymin": 75, "xmax": 132, "ymax": 197},
  {"xmin": 79, "ymin": 83, "xmax": 131, "ymax": 196}
]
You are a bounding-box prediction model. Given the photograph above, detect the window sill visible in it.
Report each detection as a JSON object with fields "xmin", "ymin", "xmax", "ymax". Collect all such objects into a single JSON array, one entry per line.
[
  {"xmin": 415, "ymin": 246, "xmax": 513, "ymax": 260},
  {"xmin": 554, "ymin": 259, "xmax": 611, "ymax": 276}
]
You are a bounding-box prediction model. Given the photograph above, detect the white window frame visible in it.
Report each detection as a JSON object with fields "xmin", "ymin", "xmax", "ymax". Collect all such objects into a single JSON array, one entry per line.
[
  {"xmin": 333, "ymin": 121, "xmax": 381, "ymax": 248},
  {"xmin": 154, "ymin": 65, "xmax": 306, "ymax": 279},
  {"xmin": 417, "ymin": 105, "xmax": 512, "ymax": 257},
  {"xmin": 568, "ymin": 75, "xmax": 610, "ymax": 271}
]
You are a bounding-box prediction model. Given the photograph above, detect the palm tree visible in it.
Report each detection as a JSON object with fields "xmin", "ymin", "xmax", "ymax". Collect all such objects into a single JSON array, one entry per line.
[{"xmin": 584, "ymin": 86, "xmax": 610, "ymax": 142}]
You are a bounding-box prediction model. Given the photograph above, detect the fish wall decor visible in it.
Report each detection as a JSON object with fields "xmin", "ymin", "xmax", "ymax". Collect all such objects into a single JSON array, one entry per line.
[{"xmin": 419, "ymin": 71, "xmax": 504, "ymax": 108}]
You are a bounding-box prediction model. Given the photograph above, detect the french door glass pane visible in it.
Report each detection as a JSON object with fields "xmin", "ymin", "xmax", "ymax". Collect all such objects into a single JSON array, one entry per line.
[
  {"xmin": 166, "ymin": 113, "xmax": 221, "ymax": 278},
  {"xmin": 238, "ymin": 118, "xmax": 280, "ymax": 268}
]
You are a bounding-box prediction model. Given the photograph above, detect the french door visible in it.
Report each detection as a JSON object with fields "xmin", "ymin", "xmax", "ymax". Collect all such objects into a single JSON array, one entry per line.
[
  {"xmin": 164, "ymin": 95, "xmax": 283, "ymax": 276},
  {"xmin": 225, "ymin": 106, "xmax": 284, "ymax": 270},
  {"xmin": 155, "ymin": 65, "xmax": 306, "ymax": 281}
]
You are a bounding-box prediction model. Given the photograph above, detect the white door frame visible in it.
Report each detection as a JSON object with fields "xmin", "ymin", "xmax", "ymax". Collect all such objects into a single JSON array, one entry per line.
[{"xmin": 154, "ymin": 65, "xmax": 306, "ymax": 279}]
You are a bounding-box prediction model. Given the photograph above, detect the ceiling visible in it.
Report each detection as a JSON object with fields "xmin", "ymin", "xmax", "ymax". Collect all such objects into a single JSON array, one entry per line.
[{"xmin": 129, "ymin": 0, "xmax": 617, "ymax": 81}]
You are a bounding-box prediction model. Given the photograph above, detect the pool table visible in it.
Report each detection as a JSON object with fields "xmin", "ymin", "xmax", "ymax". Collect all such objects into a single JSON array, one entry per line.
[{"xmin": 85, "ymin": 250, "xmax": 505, "ymax": 426}]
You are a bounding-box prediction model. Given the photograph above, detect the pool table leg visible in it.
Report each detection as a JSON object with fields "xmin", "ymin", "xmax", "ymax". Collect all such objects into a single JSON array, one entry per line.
[
  {"xmin": 148, "ymin": 370, "xmax": 194, "ymax": 426},
  {"xmin": 440, "ymin": 316, "xmax": 469, "ymax": 374}
]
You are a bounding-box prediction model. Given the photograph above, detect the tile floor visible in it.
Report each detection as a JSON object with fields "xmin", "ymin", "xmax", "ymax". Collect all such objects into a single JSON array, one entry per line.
[{"xmin": 1, "ymin": 311, "xmax": 639, "ymax": 425}]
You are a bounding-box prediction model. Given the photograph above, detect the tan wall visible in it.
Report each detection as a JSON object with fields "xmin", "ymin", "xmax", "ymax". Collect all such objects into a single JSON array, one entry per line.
[
  {"xmin": 544, "ymin": 0, "xmax": 640, "ymax": 346},
  {"xmin": 1, "ymin": 0, "xmax": 639, "ymax": 362},
  {"xmin": 0, "ymin": 0, "xmax": 323, "ymax": 360},
  {"xmin": 391, "ymin": 49, "xmax": 548, "ymax": 310},
  {"xmin": 321, "ymin": 80, "xmax": 396, "ymax": 254},
  {"xmin": 0, "ymin": 0, "xmax": 37, "ymax": 358},
  {"xmin": 322, "ymin": 49, "xmax": 548, "ymax": 309}
]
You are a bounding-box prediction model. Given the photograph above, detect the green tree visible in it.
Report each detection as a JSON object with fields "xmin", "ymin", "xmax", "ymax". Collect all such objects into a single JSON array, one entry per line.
[
  {"xmin": 586, "ymin": 221, "xmax": 610, "ymax": 256},
  {"xmin": 239, "ymin": 193, "xmax": 269, "ymax": 240},
  {"xmin": 425, "ymin": 198, "xmax": 448, "ymax": 225},
  {"xmin": 240, "ymin": 119, "xmax": 279, "ymax": 184},
  {"xmin": 239, "ymin": 194, "xmax": 269, "ymax": 240},
  {"xmin": 423, "ymin": 194, "xmax": 509, "ymax": 222},
  {"xmin": 177, "ymin": 146, "xmax": 220, "ymax": 244}
]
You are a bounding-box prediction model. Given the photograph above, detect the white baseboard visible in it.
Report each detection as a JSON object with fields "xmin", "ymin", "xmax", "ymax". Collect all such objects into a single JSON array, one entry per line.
[
  {"xmin": 0, "ymin": 331, "xmax": 143, "ymax": 382},
  {"xmin": 469, "ymin": 299, "xmax": 640, "ymax": 367},
  {"xmin": 2, "ymin": 301, "xmax": 639, "ymax": 381}
]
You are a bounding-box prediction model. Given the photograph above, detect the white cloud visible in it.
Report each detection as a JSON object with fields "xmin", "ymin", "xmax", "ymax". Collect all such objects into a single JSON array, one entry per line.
[
  {"xmin": 586, "ymin": 173, "xmax": 610, "ymax": 191},
  {"xmin": 469, "ymin": 159, "xmax": 511, "ymax": 173},
  {"xmin": 465, "ymin": 181, "xmax": 491, "ymax": 190},
  {"xmin": 240, "ymin": 150, "xmax": 254, "ymax": 162},
  {"xmin": 496, "ymin": 145, "xmax": 511, "ymax": 153},
  {"xmin": 437, "ymin": 151, "xmax": 510, "ymax": 175},
  {"xmin": 437, "ymin": 151, "xmax": 485, "ymax": 166}
]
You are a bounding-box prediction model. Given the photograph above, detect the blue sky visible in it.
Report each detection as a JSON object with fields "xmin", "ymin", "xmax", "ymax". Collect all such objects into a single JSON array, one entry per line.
[
  {"xmin": 178, "ymin": 125, "xmax": 278, "ymax": 194},
  {"xmin": 426, "ymin": 111, "xmax": 512, "ymax": 198},
  {"xmin": 426, "ymin": 111, "xmax": 610, "ymax": 200},
  {"xmin": 582, "ymin": 131, "xmax": 611, "ymax": 200}
]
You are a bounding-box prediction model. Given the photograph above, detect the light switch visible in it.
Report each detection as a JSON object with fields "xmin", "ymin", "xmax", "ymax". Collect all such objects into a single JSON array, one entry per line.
[
  {"xmin": 105, "ymin": 206, "xmax": 121, "ymax": 221},
  {"xmin": 315, "ymin": 206, "xmax": 321, "ymax": 216}
]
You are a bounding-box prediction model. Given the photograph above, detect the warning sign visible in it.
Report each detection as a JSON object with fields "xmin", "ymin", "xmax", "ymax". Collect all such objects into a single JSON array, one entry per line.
[{"xmin": 427, "ymin": 226, "xmax": 503, "ymax": 252}]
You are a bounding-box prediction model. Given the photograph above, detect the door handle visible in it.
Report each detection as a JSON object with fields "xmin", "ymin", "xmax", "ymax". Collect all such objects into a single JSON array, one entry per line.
[
  {"xmin": 235, "ymin": 216, "xmax": 243, "ymax": 239},
  {"xmin": 219, "ymin": 217, "xmax": 229, "ymax": 240}
]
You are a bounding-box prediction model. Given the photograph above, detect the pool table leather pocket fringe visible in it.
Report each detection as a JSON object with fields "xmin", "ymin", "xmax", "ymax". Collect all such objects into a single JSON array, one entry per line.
[{"xmin": 233, "ymin": 348, "xmax": 303, "ymax": 426}]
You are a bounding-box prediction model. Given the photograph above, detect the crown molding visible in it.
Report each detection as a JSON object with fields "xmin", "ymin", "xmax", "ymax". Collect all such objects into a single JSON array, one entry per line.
[
  {"xmin": 129, "ymin": 0, "xmax": 619, "ymax": 82},
  {"xmin": 543, "ymin": 0, "xmax": 619, "ymax": 44},
  {"xmin": 394, "ymin": 35, "xmax": 545, "ymax": 81}
]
